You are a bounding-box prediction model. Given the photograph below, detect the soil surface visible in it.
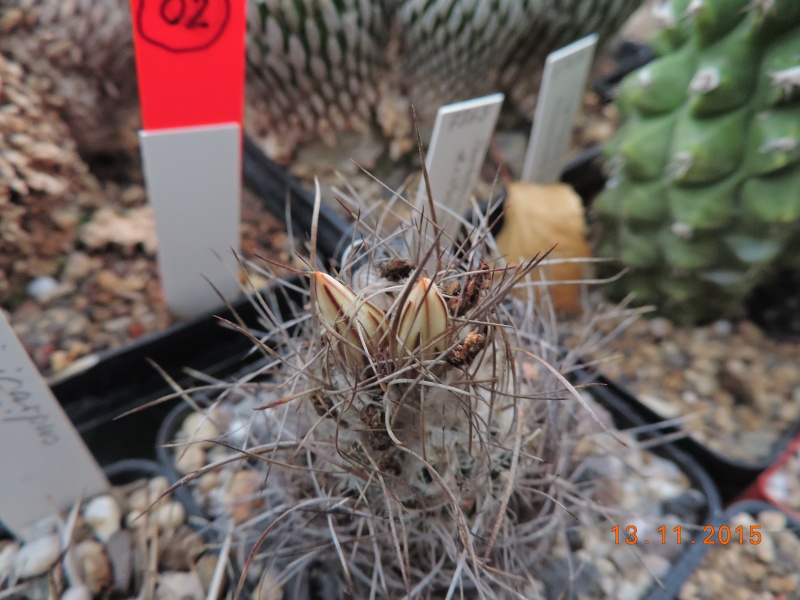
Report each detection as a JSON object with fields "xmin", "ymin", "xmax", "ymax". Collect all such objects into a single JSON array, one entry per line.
[{"xmin": 588, "ymin": 318, "xmax": 800, "ymax": 463}]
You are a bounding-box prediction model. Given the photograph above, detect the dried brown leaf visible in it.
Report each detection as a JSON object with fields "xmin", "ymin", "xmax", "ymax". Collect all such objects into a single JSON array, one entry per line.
[{"xmin": 494, "ymin": 181, "xmax": 591, "ymax": 314}]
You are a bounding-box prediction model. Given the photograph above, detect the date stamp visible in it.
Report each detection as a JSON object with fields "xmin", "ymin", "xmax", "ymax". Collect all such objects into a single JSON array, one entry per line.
[{"xmin": 612, "ymin": 524, "xmax": 763, "ymax": 545}]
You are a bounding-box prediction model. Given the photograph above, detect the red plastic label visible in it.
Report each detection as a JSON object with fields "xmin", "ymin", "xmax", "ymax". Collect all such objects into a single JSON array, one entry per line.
[{"xmin": 131, "ymin": 0, "xmax": 246, "ymax": 130}]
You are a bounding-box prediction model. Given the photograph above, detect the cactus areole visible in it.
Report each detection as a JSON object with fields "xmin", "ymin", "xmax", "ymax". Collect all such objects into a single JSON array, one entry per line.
[{"xmin": 594, "ymin": 0, "xmax": 800, "ymax": 324}]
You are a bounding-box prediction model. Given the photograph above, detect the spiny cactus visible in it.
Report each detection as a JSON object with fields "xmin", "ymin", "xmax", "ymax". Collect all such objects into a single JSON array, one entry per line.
[
  {"xmin": 248, "ymin": 0, "xmax": 646, "ymax": 156},
  {"xmin": 158, "ymin": 184, "xmax": 708, "ymax": 598},
  {"xmin": 594, "ymin": 0, "xmax": 800, "ymax": 324}
]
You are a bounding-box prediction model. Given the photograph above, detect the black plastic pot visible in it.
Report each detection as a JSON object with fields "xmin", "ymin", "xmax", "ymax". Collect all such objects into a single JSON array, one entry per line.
[
  {"xmin": 49, "ymin": 135, "xmax": 344, "ymax": 465},
  {"xmin": 470, "ymin": 147, "xmax": 796, "ymax": 508},
  {"xmin": 578, "ymin": 39, "xmax": 800, "ymax": 504},
  {"xmin": 104, "ymin": 457, "xmax": 170, "ymax": 483},
  {"xmin": 153, "ymin": 368, "xmax": 721, "ymax": 600},
  {"xmin": 48, "ymin": 35, "xmax": 655, "ymax": 454},
  {"xmin": 746, "ymin": 269, "xmax": 800, "ymax": 342},
  {"xmin": 585, "ymin": 370, "xmax": 800, "ymax": 504},
  {"xmin": 51, "ymin": 271, "xmax": 308, "ymax": 467}
]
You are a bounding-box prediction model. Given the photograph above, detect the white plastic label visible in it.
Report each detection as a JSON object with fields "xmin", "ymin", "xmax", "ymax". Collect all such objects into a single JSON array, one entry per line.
[
  {"xmin": 416, "ymin": 93, "xmax": 504, "ymax": 242},
  {"xmin": 0, "ymin": 312, "xmax": 108, "ymax": 536},
  {"xmin": 140, "ymin": 122, "xmax": 242, "ymax": 319},
  {"xmin": 522, "ymin": 34, "xmax": 599, "ymax": 184}
]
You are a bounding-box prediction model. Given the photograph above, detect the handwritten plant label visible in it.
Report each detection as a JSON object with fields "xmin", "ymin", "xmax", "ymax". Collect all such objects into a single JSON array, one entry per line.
[
  {"xmin": 416, "ymin": 93, "xmax": 504, "ymax": 243},
  {"xmin": 136, "ymin": 0, "xmax": 231, "ymax": 53},
  {"xmin": 130, "ymin": 0, "xmax": 246, "ymax": 130},
  {"xmin": 0, "ymin": 312, "xmax": 108, "ymax": 536},
  {"xmin": 131, "ymin": 0, "xmax": 245, "ymax": 317},
  {"xmin": 522, "ymin": 34, "xmax": 598, "ymax": 184}
]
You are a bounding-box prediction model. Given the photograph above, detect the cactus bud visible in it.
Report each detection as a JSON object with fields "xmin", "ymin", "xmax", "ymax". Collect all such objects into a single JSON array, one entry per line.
[
  {"xmin": 312, "ymin": 272, "xmax": 385, "ymax": 364},
  {"xmin": 395, "ymin": 278, "xmax": 449, "ymax": 359}
]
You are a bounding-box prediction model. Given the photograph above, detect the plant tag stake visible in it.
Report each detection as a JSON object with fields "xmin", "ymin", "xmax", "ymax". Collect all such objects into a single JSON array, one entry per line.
[
  {"xmin": 131, "ymin": 0, "xmax": 246, "ymax": 318},
  {"xmin": 416, "ymin": 93, "xmax": 504, "ymax": 243},
  {"xmin": 139, "ymin": 123, "xmax": 241, "ymax": 317},
  {"xmin": 0, "ymin": 313, "xmax": 108, "ymax": 537},
  {"xmin": 521, "ymin": 34, "xmax": 598, "ymax": 184}
]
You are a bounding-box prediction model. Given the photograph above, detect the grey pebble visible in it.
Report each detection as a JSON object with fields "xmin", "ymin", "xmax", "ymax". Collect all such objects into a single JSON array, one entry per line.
[{"xmin": 26, "ymin": 276, "xmax": 59, "ymax": 300}]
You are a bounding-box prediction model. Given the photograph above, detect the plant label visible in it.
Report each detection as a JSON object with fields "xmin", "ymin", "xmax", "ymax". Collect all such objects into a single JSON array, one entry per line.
[
  {"xmin": 417, "ymin": 93, "xmax": 504, "ymax": 243},
  {"xmin": 0, "ymin": 312, "xmax": 108, "ymax": 536},
  {"xmin": 131, "ymin": 0, "xmax": 246, "ymax": 318},
  {"xmin": 522, "ymin": 34, "xmax": 598, "ymax": 184},
  {"xmin": 140, "ymin": 123, "xmax": 242, "ymax": 318},
  {"xmin": 130, "ymin": 0, "xmax": 247, "ymax": 131}
]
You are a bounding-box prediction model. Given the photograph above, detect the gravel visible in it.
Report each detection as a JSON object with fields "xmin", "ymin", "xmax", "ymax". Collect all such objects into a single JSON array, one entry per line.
[
  {"xmin": 589, "ymin": 318, "xmax": 800, "ymax": 462},
  {"xmin": 0, "ymin": 475, "xmax": 217, "ymax": 600},
  {"xmin": 679, "ymin": 509, "xmax": 800, "ymax": 600}
]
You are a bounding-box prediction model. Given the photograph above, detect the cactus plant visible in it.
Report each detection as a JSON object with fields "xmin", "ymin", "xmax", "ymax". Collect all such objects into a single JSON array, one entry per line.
[
  {"xmin": 593, "ymin": 0, "xmax": 800, "ymax": 324},
  {"xmin": 154, "ymin": 187, "xmax": 718, "ymax": 598},
  {"xmin": 248, "ymin": 0, "xmax": 645, "ymax": 155}
]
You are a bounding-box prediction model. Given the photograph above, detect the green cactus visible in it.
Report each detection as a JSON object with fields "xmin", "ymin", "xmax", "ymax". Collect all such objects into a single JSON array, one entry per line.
[{"xmin": 594, "ymin": 0, "xmax": 800, "ymax": 324}]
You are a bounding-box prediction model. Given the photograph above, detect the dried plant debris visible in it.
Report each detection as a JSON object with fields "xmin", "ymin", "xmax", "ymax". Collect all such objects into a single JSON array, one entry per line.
[
  {"xmin": 78, "ymin": 206, "xmax": 158, "ymax": 256},
  {"xmin": 0, "ymin": 53, "xmax": 103, "ymax": 304},
  {"xmin": 494, "ymin": 181, "xmax": 592, "ymax": 315},
  {"xmin": 0, "ymin": 473, "xmax": 229, "ymax": 600},
  {"xmin": 0, "ymin": 0, "xmax": 139, "ymax": 157},
  {"xmin": 590, "ymin": 318, "xmax": 800, "ymax": 462},
  {"xmin": 1, "ymin": 54, "xmax": 293, "ymax": 376},
  {"xmin": 157, "ymin": 188, "xmax": 710, "ymax": 599}
]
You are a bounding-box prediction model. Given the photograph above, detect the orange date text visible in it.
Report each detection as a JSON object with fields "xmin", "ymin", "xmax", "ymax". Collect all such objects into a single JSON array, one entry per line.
[{"xmin": 611, "ymin": 524, "xmax": 762, "ymax": 545}]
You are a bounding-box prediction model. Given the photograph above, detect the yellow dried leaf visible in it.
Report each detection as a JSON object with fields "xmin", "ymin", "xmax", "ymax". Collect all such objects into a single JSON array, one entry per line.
[{"xmin": 494, "ymin": 181, "xmax": 590, "ymax": 315}]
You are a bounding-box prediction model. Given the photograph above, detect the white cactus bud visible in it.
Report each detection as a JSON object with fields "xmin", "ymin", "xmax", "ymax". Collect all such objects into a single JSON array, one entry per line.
[
  {"xmin": 312, "ymin": 272, "xmax": 386, "ymax": 364},
  {"xmin": 395, "ymin": 278, "xmax": 449, "ymax": 359}
]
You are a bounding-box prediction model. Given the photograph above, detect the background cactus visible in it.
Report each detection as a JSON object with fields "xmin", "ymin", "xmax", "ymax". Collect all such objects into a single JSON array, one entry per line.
[
  {"xmin": 248, "ymin": 0, "xmax": 645, "ymax": 156},
  {"xmin": 1, "ymin": 0, "xmax": 644, "ymax": 159},
  {"xmin": 593, "ymin": 0, "xmax": 800, "ymax": 324}
]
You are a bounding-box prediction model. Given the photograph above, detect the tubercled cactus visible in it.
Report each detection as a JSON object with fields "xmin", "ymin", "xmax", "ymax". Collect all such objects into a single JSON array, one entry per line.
[{"xmin": 594, "ymin": 0, "xmax": 800, "ymax": 324}]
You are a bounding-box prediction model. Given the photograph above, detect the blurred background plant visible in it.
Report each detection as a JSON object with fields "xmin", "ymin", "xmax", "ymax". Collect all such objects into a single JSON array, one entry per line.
[{"xmin": 593, "ymin": 0, "xmax": 800, "ymax": 324}]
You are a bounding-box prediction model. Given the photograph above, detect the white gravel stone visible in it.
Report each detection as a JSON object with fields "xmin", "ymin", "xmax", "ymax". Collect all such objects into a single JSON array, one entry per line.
[
  {"xmin": 14, "ymin": 534, "xmax": 60, "ymax": 579},
  {"xmin": 27, "ymin": 275, "xmax": 59, "ymax": 300},
  {"xmin": 155, "ymin": 571, "xmax": 205, "ymax": 600},
  {"xmin": 181, "ymin": 412, "xmax": 221, "ymax": 449},
  {"xmin": 61, "ymin": 585, "xmax": 91, "ymax": 600},
  {"xmin": 83, "ymin": 495, "xmax": 122, "ymax": 543}
]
